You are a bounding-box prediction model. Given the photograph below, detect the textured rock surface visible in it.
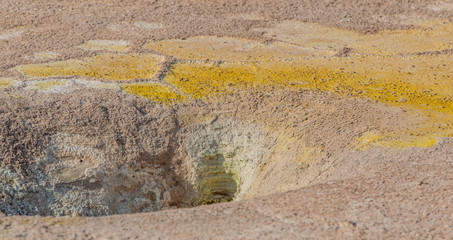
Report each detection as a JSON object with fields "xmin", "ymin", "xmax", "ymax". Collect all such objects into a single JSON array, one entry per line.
[
  {"xmin": 0, "ymin": 90, "xmax": 185, "ymax": 216},
  {"xmin": 1, "ymin": 0, "xmax": 453, "ymax": 239}
]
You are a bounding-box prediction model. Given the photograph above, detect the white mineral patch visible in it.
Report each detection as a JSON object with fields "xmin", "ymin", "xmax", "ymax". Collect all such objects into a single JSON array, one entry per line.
[
  {"xmin": 133, "ymin": 22, "xmax": 163, "ymax": 30},
  {"xmin": 78, "ymin": 40, "xmax": 131, "ymax": 52},
  {"xmin": 0, "ymin": 27, "xmax": 24, "ymax": 41},
  {"xmin": 33, "ymin": 51, "xmax": 60, "ymax": 60},
  {"xmin": 428, "ymin": 1, "xmax": 453, "ymax": 11},
  {"xmin": 25, "ymin": 79, "xmax": 73, "ymax": 93},
  {"xmin": 74, "ymin": 79, "xmax": 121, "ymax": 89},
  {"xmin": 228, "ymin": 13, "xmax": 266, "ymax": 21},
  {"xmin": 106, "ymin": 23, "xmax": 123, "ymax": 32},
  {"xmin": 371, "ymin": 14, "xmax": 428, "ymax": 25}
]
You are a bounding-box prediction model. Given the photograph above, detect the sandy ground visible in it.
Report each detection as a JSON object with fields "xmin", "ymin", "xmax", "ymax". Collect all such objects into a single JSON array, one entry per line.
[{"xmin": 1, "ymin": 0, "xmax": 453, "ymax": 239}]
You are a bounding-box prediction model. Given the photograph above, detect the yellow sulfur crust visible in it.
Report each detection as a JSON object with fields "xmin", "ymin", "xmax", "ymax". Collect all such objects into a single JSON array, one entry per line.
[
  {"xmin": 11, "ymin": 20, "xmax": 453, "ymax": 148},
  {"xmin": 16, "ymin": 54, "xmax": 162, "ymax": 81},
  {"xmin": 122, "ymin": 83, "xmax": 185, "ymax": 105}
]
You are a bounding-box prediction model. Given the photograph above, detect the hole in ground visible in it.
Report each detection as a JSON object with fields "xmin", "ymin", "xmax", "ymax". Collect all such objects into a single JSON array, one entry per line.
[
  {"xmin": 179, "ymin": 118, "xmax": 269, "ymax": 209},
  {"xmin": 0, "ymin": 117, "xmax": 273, "ymax": 217}
]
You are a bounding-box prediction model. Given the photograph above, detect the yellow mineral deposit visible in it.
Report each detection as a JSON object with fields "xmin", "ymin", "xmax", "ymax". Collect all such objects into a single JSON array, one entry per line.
[
  {"xmin": 162, "ymin": 58, "xmax": 452, "ymax": 112},
  {"xmin": 162, "ymin": 58, "xmax": 453, "ymax": 148},
  {"xmin": 16, "ymin": 54, "xmax": 163, "ymax": 81},
  {"xmin": 11, "ymin": 19, "xmax": 453, "ymax": 148},
  {"xmin": 78, "ymin": 40, "xmax": 131, "ymax": 52},
  {"xmin": 163, "ymin": 62, "xmax": 266, "ymax": 98},
  {"xmin": 0, "ymin": 78, "xmax": 16, "ymax": 88},
  {"xmin": 122, "ymin": 82, "xmax": 185, "ymax": 105},
  {"xmin": 262, "ymin": 20, "xmax": 453, "ymax": 55}
]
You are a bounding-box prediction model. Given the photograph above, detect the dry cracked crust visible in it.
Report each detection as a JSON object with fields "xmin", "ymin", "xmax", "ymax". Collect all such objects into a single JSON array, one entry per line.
[
  {"xmin": 1, "ymin": 0, "xmax": 453, "ymax": 72},
  {"xmin": 1, "ymin": 87, "xmax": 453, "ymax": 239},
  {"xmin": 1, "ymin": 0, "xmax": 453, "ymax": 239}
]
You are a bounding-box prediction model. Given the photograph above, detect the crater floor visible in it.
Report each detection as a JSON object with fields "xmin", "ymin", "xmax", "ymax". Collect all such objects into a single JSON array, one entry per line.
[{"xmin": 1, "ymin": 0, "xmax": 453, "ymax": 239}]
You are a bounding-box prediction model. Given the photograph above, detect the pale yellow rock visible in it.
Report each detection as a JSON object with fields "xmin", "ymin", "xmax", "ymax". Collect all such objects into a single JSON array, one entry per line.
[
  {"xmin": 16, "ymin": 54, "xmax": 163, "ymax": 81},
  {"xmin": 133, "ymin": 22, "xmax": 163, "ymax": 30},
  {"xmin": 262, "ymin": 20, "xmax": 453, "ymax": 55},
  {"xmin": 25, "ymin": 80, "xmax": 69, "ymax": 92},
  {"xmin": 34, "ymin": 51, "xmax": 60, "ymax": 60},
  {"xmin": 0, "ymin": 78, "xmax": 16, "ymax": 88},
  {"xmin": 78, "ymin": 40, "xmax": 131, "ymax": 52},
  {"xmin": 144, "ymin": 36, "xmax": 328, "ymax": 61}
]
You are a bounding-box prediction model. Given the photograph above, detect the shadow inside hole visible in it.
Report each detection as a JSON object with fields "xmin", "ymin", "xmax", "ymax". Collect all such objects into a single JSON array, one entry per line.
[{"xmin": 193, "ymin": 152, "xmax": 238, "ymax": 206}]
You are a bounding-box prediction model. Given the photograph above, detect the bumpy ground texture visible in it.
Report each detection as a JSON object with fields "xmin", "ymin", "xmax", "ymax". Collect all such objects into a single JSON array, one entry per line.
[{"xmin": 1, "ymin": 0, "xmax": 453, "ymax": 239}]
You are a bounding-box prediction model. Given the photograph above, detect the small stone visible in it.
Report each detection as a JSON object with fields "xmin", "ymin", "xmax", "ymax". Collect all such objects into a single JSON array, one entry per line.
[{"xmin": 71, "ymin": 210, "xmax": 79, "ymax": 217}]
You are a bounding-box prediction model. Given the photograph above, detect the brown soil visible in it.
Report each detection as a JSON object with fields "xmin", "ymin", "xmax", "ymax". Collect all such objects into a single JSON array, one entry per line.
[
  {"xmin": 1, "ymin": 0, "xmax": 453, "ymax": 239},
  {"xmin": 1, "ymin": 0, "xmax": 452, "ymax": 73}
]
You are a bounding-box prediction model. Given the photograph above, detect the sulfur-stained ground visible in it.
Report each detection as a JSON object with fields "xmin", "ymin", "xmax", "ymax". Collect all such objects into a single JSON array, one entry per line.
[{"xmin": 1, "ymin": 0, "xmax": 453, "ymax": 239}]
